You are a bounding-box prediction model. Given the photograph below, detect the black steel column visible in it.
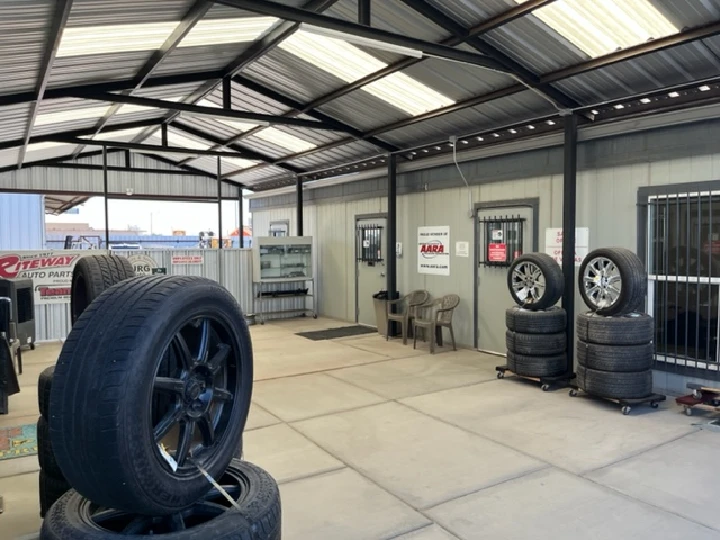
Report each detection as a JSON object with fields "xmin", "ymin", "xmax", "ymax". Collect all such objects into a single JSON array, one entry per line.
[
  {"xmin": 562, "ymin": 114, "xmax": 578, "ymax": 375},
  {"xmin": 296, "ymin": 176, "xmax": 303, "ymax": 236},
  {"xmin": 161, "ymin": 124, "xmax": 168, "ymax": 147},
  {"xmin": 387, "ymin": 154, "xmax": 398, "ymax": 333},
  {"xmin": 238, "ymin": 189, "xmax": 244, "ymax": 248},
  {"xmin": 222, "ymin": 76, "xmax": 232, "ymax": 109},
  {"xmin": 217, "ymin": 157, "xmax": 223, "ymax": 249},
  {"xmin": 359, "ymin": 0, "xmax": 371, "ymax": 25},
  {"xmin": 102, "ymin": 145, "xmax": 110, "ymax": 249}
]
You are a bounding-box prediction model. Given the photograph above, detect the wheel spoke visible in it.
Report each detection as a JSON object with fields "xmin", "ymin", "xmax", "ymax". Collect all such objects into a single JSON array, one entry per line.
[
  {"xmin": 172, "ymin": 333, "xmax": 194, "ymax": 369},
  {"xmin": 208, "ymin": 344, "xmax": 230, "ymax": 375},
  {"xmin": 213, "ymin": 388, "xmax": 233, "ymax": 402},
  {"xmin": 198, "ymin": 412, "xmax": 215, "ymax": 446},
  {"xmin": 153, "ymin": 403, "xmax": 184, "ymax": 442},
  {"xmin": 197, "ymin": 319, "xmax": 210, "ymax": 363},
  {"xmin": 175, "ymin": 420, "xmax": 195, "ymax": 467},
  {"xmin": 154, "ymin": 377, "xmax": 185, "ymax": 395}
]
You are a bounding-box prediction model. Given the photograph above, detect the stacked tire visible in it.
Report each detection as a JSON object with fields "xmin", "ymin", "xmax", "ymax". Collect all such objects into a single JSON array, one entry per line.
[
  {"xmin": 504, "ymin": 253, "xmax": 568, "ymax": 386},
  {"xmin": 37, "ymin": 254, "xmax": 135, "ymax": 517},
  {"xmin": 41, "ymin": 271, "xmax": 280, "ymax": 539},
  {"xmin": 575, "ymin": 248, "xmax": 654, "ymax": 405}
]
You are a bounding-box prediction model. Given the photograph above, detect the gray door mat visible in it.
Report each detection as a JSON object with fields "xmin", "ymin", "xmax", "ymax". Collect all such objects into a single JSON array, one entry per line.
[{"xmin": 296, "ymin": 325, "xmax": 376, "ymax": 341}]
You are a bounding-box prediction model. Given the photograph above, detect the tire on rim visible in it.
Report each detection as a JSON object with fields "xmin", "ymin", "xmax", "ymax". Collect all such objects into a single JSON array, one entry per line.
[
  {"xmin": 40, "ymin": 460, "xmax": 281, "ymax": 540},
  {"xmin": 506, "ymin": 351, "xmax": 567, "ymax": 378},
  {"xmin": 49, "ymin": 276, "xmax": 253, "ymax": 515},
  {"xmin": 70, "ymin": 255, "xmax": 135, "ymax": 324},
  {"xmin": 507, "ymin": 253, "xmax": 564, "ymax": 311},
  {"xmin": 505, "ymin": 330, "xmax": 566, "ymax": 356},
  {"xmin": 578, "ymin": 248, "xmax": 647, "ymax": 316},
  {"xmin": 577, "ymin": 341, "xmax": 653, "ymax": 372}
]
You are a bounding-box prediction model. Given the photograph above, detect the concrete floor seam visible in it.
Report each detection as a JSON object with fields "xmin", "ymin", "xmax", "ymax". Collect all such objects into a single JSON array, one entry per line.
[
  {"xmin": 384, "ymin": 523, "xmax": 463, "ymax": 540},
  {"xmin": 252, "ymin": 356, "xmax": 394, "ymax": 382},
  {"xmin": 283, "ymin": 422, "xmax": 461, "ymax": 540}
]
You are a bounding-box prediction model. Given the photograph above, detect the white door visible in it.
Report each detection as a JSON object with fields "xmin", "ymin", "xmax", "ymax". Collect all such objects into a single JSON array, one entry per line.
[
  {"xmin": 356, "ymin": 217, "xmax": 387, "ymax": 326},
  {"xmin": 477, "ymin": 207, "xmax": 534, "ymax": 353}
]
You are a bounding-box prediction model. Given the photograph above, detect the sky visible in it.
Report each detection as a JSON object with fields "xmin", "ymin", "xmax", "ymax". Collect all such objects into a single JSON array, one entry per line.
[{"xmin": 45, "ymin": 196, "xmax": 249, "ymax": 236}]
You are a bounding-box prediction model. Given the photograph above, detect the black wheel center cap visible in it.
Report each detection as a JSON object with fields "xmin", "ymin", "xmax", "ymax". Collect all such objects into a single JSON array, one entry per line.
[{"xmin": 186, "ymin": 380, "xmax": 203, "ymax": 401}]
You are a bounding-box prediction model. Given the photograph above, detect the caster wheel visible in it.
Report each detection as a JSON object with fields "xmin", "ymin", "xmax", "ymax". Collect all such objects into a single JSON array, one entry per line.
[
  {"xmin": 621, "ymin": 406, "xmax": 631, "ymax": 415},
  {"xmin": 569, "ymin": 389, "xmax": 578, "ymax": 397},
  {"xmin": 260, "ymin": 321, "xmax": 265, "ymax": 326},
  {"xmin": 29, "ymin": 343, "xmax": 35, "ymax": 351},
  {"xmin": 541, "ymin": 384, "xmax": 550, "ymax": 392},
  {"xmin": 496, "ymin": 371, "xmax": 505, "ymax": 379},
  {"xmin": 650, "ymin": 402, "xmax": 659, "ymax": 409},
  {"xmin": 693, "ymin": 390, "xmax": 703, "ymax": 400},
  {"xmin": 685, "ymin": 406, "xmax": 693, "ymax": 416},
  {"xmin": 313, "ymin": 314, "xmax": 318, "ymax": 319}
]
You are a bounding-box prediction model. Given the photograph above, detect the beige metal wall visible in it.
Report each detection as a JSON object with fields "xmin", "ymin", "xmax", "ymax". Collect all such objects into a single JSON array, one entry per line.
[{"xmin": 251, "ymin": 145, "xmax": 720, "ymax": 349}]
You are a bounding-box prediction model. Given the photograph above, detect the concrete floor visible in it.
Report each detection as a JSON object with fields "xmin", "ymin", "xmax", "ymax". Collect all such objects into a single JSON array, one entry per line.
[{"xmin": 1, "ymin": 317, "xmax": 719, "ymax": 539}]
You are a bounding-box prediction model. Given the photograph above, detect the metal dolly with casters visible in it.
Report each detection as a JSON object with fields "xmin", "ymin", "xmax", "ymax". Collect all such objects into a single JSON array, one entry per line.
[
  {"xmin": 676, "ymin": 384, "xmax": 720, "ymax": 416},
  {"xmin": 495, "ymin": 365, "xmax": 575, "ymax": 392},
  {"xmin": 568, "ymin": 386, "xmax": 666, "ymax": 415}
]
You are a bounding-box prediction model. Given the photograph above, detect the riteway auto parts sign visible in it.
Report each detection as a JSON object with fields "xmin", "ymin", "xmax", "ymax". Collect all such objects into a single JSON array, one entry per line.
[{"xmin": 0, "ymin": 251, "xmax": 85, "ymax": 304}]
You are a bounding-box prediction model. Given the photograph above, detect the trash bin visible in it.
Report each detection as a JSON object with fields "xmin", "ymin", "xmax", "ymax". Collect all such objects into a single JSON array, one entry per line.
[{"xmin": 372, "ymin": 290, "xmax": 389, "ymax": 337}]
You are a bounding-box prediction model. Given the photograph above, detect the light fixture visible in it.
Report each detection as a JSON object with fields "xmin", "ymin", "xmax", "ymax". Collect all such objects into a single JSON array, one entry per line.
[
  {"xmin": 668, "ymin": 91, "xmax": 680, "ymax": 98},
  {"xmin": 461, "ymin": 139, "xmax": 469, "ymax": 144},
  {"xmin": 591, "ymin": 109, "xmax": 599, "ymax": 115},
  {"xmin": 700, "ymin": 85, "xmax": 711, "ymax": 91},
  {"xmin": 613, "ymin": 104, "xmax": 624, "ymax": 109},
  {"xmin": 300, "ymin": 24, "xmax": 423, "ymax": 58},
  {"xmin": 528, "ymin": 125, "xmax": 535, "ymax": 130},
  {"xmin": 477, "ymin": 136, "xmax": 484, "ymax": 141},
  {"xmin": 411, "ymin": 151, "xmax": 417, "ymax": 155},
  {"xmin": 640, "ymin": 97, "xmax": 651, "ymax": 104},
  {"xmin": 434, "ymin": 146, "xmax": 441, "ymax": 150},
  {"xmin": 509, "ymin": 128, "xmax": 517, "ymax": 134},
  {"xmin": 493, "ymin": 133, "xmax": 500, "ymax": 138},
  {"xmin": 422, "ymin": 149, "xmax": 429, "ymax": 153},
  {"xmin": 547, "ymin": 119, "xmax": 555, "ymax": 125}
]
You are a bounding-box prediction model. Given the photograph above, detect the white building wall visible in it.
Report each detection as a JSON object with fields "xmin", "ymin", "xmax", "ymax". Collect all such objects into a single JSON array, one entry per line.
[{"xmin": 0, "ymin": 193, "xmax": 45, "ymax": 249}]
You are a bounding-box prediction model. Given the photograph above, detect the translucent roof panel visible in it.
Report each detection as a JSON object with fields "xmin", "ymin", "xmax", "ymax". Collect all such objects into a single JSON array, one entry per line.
[
  {"xmin": 277, "ymin": 30, "xmax": 454, "ymax": 115},
  {"xmin": 516, "ymin": 0, "xmax": 679, "ymax": 58}
]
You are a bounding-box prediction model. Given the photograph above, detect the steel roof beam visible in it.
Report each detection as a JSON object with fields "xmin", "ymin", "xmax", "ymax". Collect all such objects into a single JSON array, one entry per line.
[
  {"xmin": 46, "ymin": 137, "xmax": 257, "ymax": 158},
  {"xmin": 215, "ymin": 0, "xmax": 514, "ymax": 72},
  {"xmin": 69, "ymin": 92, "xmax": 344, "ymax": 131},
  {"xmin": 469, "ymin": 0, "xmax": 557, "ymax": 34},
  {"xmin": 171, "ymin": 121, "xmax": 304, "ymax": 174},
  {"xmin": 71, "ymin": 0, "xmax": 214, "ymax": 158},
  {"xmin": 398, "ymin": 0, "xmax": 579, "ymax": 111},
  {"xmin": 17, "ymin": 0, "xmax": 74, "ymax": 169},
  {"xmin": 222, "ymin": 20, "xmax": 720, "ymax": 179}
]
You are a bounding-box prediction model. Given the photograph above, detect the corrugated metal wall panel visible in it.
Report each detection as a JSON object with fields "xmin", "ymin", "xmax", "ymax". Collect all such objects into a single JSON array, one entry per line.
[{"xmin": 0, "ymin": 194, "xmax": 46, "ymax": 249}]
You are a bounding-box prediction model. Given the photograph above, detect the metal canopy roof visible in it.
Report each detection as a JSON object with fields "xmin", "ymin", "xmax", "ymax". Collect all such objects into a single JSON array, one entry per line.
[{"xmin": 1, "ymin": 0, "xmax": 720, "ymax": 192}]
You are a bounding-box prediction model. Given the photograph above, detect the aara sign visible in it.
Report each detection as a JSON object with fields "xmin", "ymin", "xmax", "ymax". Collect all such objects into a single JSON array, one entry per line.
[
  {"xmin": 417, "ymin": 226, "xmax": 450, "ymax": 276},
  {"xmin": 0, "ymin": 251, "xmax": 85, "ymax": 304}
]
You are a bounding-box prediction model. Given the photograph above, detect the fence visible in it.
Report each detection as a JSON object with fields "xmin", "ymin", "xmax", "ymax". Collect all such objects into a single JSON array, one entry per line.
[{"xmin": 0, "ymin": 249, "xmax": 254, "ymax": 342}]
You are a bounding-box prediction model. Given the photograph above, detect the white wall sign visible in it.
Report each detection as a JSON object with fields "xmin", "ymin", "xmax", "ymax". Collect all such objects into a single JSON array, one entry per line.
[
  {"xmin": 456, "ymin": 241, "xmax": 469, "ymax": 258},
  {"xmin": 418, "ymin": 226, "xmax": 450, "ymax": 276},
  {"xmin": 545, "ymin": 227, "xmax": 590, "ymax": 266}
]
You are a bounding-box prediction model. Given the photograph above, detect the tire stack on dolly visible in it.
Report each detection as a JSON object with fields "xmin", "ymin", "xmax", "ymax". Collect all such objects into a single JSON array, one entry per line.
[
  {"xmin": 37, "ymin": 254, "xmax": 136, "ymax": 517},
  {"xmin": 570, "ymin": 247, "xmax": 666, "ymax": 415},
  {"xmin": 499, "ymin": 252, "xmax": 570, "ymax": 391},
  {"xmin": 40, "ymin": 273, "xmax": 281, "ymax": 539}
]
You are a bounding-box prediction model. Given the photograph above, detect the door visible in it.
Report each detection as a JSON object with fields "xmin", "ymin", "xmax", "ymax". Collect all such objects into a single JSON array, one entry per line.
[
  {"xmin": 356, "ymin": 217, "xmax": 387, "ymax": 326},
  {"xmin": 476, "ymin": 206, "xmax": 534, "ymax": 353}
]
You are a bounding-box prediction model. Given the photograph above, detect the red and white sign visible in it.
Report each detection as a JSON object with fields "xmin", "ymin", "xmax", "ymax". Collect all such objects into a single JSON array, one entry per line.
[
  {"xmin": 171, "ymin": 255, "xmax": 204, "ymax": 265},
  {"xmin": 545, "ymin": 227, "xmax": 589, "ymax": 266},
  {"xmin": 417, "ymin": 226, "xmax": 450, "ymax": 276},
  {"xmin": 488, "ymin": 243, "xmax": 507, "ymax": 262},
  {"xmin": 0, "ymin": 251, "xmax": 85, "ymax": 304}
]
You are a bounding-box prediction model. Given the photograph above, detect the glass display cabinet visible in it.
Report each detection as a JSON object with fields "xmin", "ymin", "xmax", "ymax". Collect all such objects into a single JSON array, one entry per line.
[{"xmin": 252, "ymin": 236, "xmax": 316, "ymax": 323}]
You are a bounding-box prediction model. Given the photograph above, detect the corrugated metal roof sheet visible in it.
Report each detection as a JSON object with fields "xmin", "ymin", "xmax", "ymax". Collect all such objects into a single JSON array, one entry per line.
[
  {"xmin": 317, "ymin": 90, "xmax": 410, "ymax": 131},
  {"xmin": 424, "ymin": 0, "xmax": 521, "ymax": 27},
  {"xmin": 230, "ymin": 165, "xmax": 292, "ymax": 185},
  {"xmin": 379, "ymin": 90, "xmax": 558, "ymax": 147},
  {"xmin": 285, "ymin": 140, "xmax": 380, "ymax": 169},
  {"xmin": 0, "ymin": 0, "xmax": 50, "ymax": 95},
  {"xmin": 64, "ymin": 0, "xmax": 193, "ymax": 26},
  {"xmin": 0, "ymin": 103, "xmax": 33, "ymax": 143},
  {"xmin": 47, "ymin": 51, "xmax": 154, "ymax": 89}
]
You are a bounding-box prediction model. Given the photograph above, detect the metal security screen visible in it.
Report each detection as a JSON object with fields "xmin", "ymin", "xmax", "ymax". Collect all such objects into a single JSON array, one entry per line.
[
  {"xmin": 647, "ymin": 191, "xmax": 720, "ymax": 379},
  {"xmin": 479, "ymin": 215, "xmax": 524, "ymax": 268}
]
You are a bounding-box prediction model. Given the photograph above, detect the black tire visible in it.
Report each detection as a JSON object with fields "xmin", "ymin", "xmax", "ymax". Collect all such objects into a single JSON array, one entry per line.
[
  {"xmin": 576, "ymin": 365, "xmax": 652, "ymax": 399},
  {"xmin": 39, "ymin": 470, "xmax": 71, "ymax": 519},
  {"xmin": 505, "ymin": 330, "xmax": 566, "ymax": 356},
  {"xmin": 577, "ymin": 341, "xmax": 653, "ymax": 372},
  {"xmin": 576, "ymin": 312, "xmax": 654, "ymax": 345},
  {"xmin": 506, "ymin": 351, "xmax": 567, "ymax": 377},
  {"xmin": 507, "ymin": 252, "xmax": 564, "ymax": 311},
  {"xmin": 70, "ymin": 255, "xmax": 135, "ymax": 324},
  {"xmin": 505, "ymin": 306, "xmax": 566, "ymax": 334},
  {"xmin": 37, "ymin": 416, "xmax": 64, "ymax": 478},
  {"xmin": 38, "ymin": 366, "xmax": 54, "ymax": 419},
  {"xmin": 578, "ymin": 248, "xmax": 647, "ymax": 316},
  {"xmin": 40, "ymin": 460, "xmax": 281, "ymax": 540},
  {"xmin": 50, "ymin": 276, "xmax": 254, "ymax": 516}
]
